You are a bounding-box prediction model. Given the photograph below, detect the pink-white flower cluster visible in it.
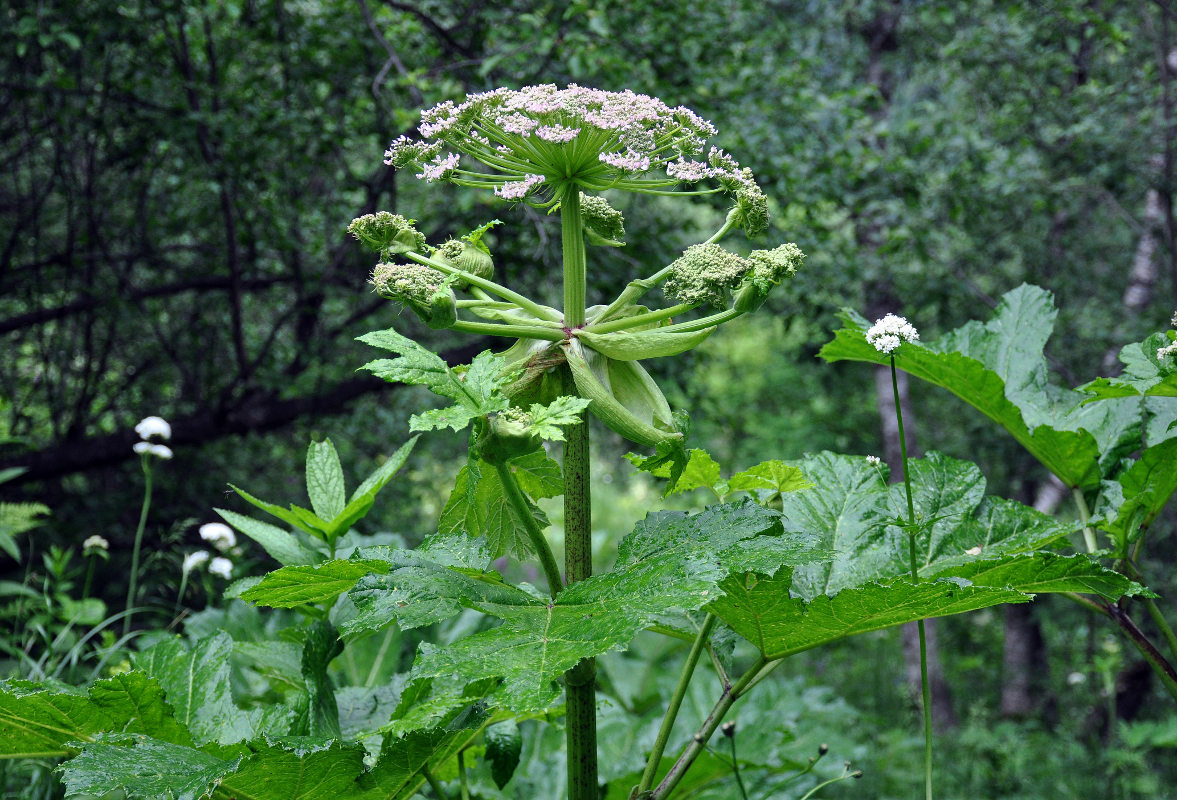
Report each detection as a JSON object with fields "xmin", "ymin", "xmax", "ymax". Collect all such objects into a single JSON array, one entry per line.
[
  {"xmin": 381, "ymin": 84, "xmax": 758, "ymax": 202},
  {"xmin": 495, "ymin": 174, "xmax": 546, "ymax": 200},
  {"xmin": 866, "ymin": 314, "xmax": 920, "ymax": 354}
]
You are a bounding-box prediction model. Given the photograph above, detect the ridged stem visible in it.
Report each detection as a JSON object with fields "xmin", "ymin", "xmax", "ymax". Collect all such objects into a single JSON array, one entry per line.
[
  {"xmin": 493, "ymin": 461, "xmax": 563, "ymax": 596},
  {"xmin": 561, "ymin": 187, "xmax": 597, "ymax": 798}
]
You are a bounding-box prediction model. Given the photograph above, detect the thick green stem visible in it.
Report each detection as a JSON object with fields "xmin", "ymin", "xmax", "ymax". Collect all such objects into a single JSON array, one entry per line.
[
  {"xmin": 638, "ymin": 614, "xmax": 717, "ymax": 794},
  {"xmin": 1145, "ymin": 597, "xmax": 1177, "ymax": 667},
  {"xmin": 561, "ymin": 192, "xmax": 597, "ymax": 797},
  {"xmin": 450, "ymin": 319, "xmax": 564, "ymax": 341},
  {"xmin": 422, "ymin": 766, "xmax": 450, "ymax": 800},
  {"xmin": 123, "ymin": 457, "xmax": 153, "ymax": 636},
  {"xmin": 1071, "ymin": 488, "xmax": 1099, "ymax": 554},
  {"xmin": 493, "ymin": 461, "xmax": 564, "ymax": 596},
  {"xmin": 891, "ymin": 357, "xmax": 932, "ymax": 800},
  {"xmin": 591, "ymin": 265, "xmax": 676, "ymax": 325},
  {"xmin": 561, "ymin": 189, "xmax": 588, "ymax": 327},
  {"xmin": 652, "ymin": 307, "xmax": 744, "ymax": 335}
]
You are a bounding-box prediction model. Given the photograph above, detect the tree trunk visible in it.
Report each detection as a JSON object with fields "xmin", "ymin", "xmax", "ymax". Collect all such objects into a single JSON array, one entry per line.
[{"xmin": 1000, "ymin": 477, "xmax": 1064, "ymax": 719}]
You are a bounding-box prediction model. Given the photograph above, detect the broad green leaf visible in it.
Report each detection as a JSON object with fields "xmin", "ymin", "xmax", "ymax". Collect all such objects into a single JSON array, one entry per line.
[
  {"xmin": 350, "ymin": 436, "xmax": 419, "ymax": 503},
  {"xmin": 819, "ymin": 285, "xmax": 1128, "ymax": 488},
  {"xmin": 1098, "ymin": 437, "xmax": 1177, "ymax": 548},
  {"xmin": 508, "ymin": 449, "xmax": 564, "ymax": 498},
  {"xmin": 391, "ymin": 501, "xmax": 826, "ymax": 724},
  {"xmin": 934, "ymin": 552, "xmax": 1145, "ymax": 598},
  {"xmin": 58, "ymin": 733, "xmax": 230, "ymax": 800},
  {"xmin": 61, "ymin": 734, "xmax": 394, "ymax": 800},
  {"xmin": 1081, "ymin": 333, "xmax": 1177, "ymax": 401},
  {"xmin": 216, "ymin": 507, "xmax": 322, "ymax": 566},
  {"xmin": 235, "ymin": 640, "xmax": 305, "ymax": 691},
  {"xmin": 626, "ymin": 447, "xmax": 722, "ymax": 496},
  {"xmin": 0, "ymin": 672, "xmax": 189, "ymax": 758},
  {"xmin": 323, "ymin": 494, "xmax": 376, "ymax": 542},
  {"xmin": 782, "ymin": 452, "xmax": 1075, "ymax": 598},
  {"xmin": 132, "ymin": 632, "xmax": 257, "ymax": 745},
  {"xmin": 301, "ymin": 621, "xmax": 343, "ymax": 739},
  {"xmin": 220, "ymin": 738, "xmax": 374, "ymax": 799},
  {"xmin": 485, "ymin": 719, "xmax": 522, "ymax": 789},
  {"xmin": 241, "ymin": 559, "xmax": 390, "ymax": 608},
  {"xmin": 343, "ymin": 544, "xmax": 535, "ymax": 636},
  {"xmin": 360, "ymin": 332, "xmax": 509, "ymax": 433},
  {"xmin": 710, "ymin": 571, "xmax": 1029, "ymax": 659},
  {"xmin": 524, "ymin": 395, "xmax": 593, "ymax": 440},
  {"xmin": 727, "ymin": 460, "xmax": 813, "ymax": 495},
  {"xmin": 365, "ymin": 704, "xmax": 494, "ymax": 800},
  {"xmin": 306, "ymin": 438, "xmax": 347, "ymax": 522},
  {"xmin": 437, "ymin": 458, "xmax": 548, "ymax": 558}
]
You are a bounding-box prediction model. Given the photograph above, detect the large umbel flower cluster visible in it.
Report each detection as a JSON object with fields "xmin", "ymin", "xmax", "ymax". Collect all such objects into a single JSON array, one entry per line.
[
  {"xmin": 383, "ymin": 83, "xmax": 764, "ymax": 225},
  {"xmin": 356, "ymin": 85, "xmax": 804, "ymax": 449}
]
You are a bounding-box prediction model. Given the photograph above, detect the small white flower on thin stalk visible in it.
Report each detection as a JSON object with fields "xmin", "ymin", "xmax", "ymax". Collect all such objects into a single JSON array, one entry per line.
[
  {"xmin": 133, "ymin": 442, "xmax": 173, "ymax": 459},
  {"xmin": 135, "ymin": 416, "xmax": 171, "ymax": 441},
  {"xmin": 866, "ymin": 455, "xmax": 882, "ymax": 466},
  {"xmin": 182, "ymin": 550, "xmax": 211, "ymax": 575},
  {"xmin": 867, "ymin": 314, "xmax": 920, "ymax": 355},
  {"xmin": 199, "ymin": 522, "xmax": 236, "ymax": 552},
  {"xmin": 82, "ymin": 535, "xmax": 109, "ymax": 553},
  {"xmin": 1158, "ymin": 341, "xmax": 1177, "ymax": 361},
  {"xmin": 208, "ymin": 556, "xmax": 233, "ymax": 580}
]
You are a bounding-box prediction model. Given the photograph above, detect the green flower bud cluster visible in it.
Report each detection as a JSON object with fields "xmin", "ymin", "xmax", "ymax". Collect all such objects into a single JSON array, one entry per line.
[
  {"xmin": 371, "ymin": 262, "xmax": 457, "ymax": 329},
  {"xmin": 435, "ymin": 238, "xmax": 495, "ymax": 281},
  {"xmin": 473, "ymin": 406, "xmax": 543, "ymax": 465},
  {"xmin": 665, "ymin": 242, "xmax": 804, "ymax": 312},
  {"xmin": 348, "ymin": 212, "xmax": 426, "ymax": 255},
  {"xmin": 580, "ymin": 193, "xmax": 626, "ymax": 246},
  {"xmin": 663, "ymin": 244, "xmax": 752, "ymax": 308},
  {"xmin": 727, "ymin": 182, "xmax": 769, "ymax": 236}
]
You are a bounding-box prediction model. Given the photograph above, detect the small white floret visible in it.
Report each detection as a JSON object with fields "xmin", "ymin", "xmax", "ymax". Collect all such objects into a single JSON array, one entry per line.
[
  {"xmin": 135, "ymin": 416, "xmax": 171, "ymax": 441},
  {"xmin": 82, "ymin": 535, "xmax": 109, "ymax": 552},
  {"xmin": 866, "ymin": 455, "xmax": 882, "ymax": 466},
  {"xmin": 965, "ymin": 546, "xmax": 983, "ymax": 556},
  {"xmin": 866, "ymin": 314, "xmax": 920, "ymax": 354},
  {"xmin": 199, "ymin": 522, "xmax": 236, "ymax": 552},
  {"xmin": 208, "ymin": 557, "xmax": 233, "ymax": 579},
  {"xmin": 183, "ymin": 550, "xmax": 211, "ymax": 574},
  {"xmin": 133, "ymin": 442, "xmax": 173, "ymax": 459}
]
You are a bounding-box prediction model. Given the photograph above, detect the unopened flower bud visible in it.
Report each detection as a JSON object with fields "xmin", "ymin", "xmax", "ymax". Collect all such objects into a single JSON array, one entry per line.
[
  {"xmin": 371, "ymin": 262, "xmax": 457, "ymax": 329},
  {"xmin": 720, "ymin": 721, "xmax": 736, "ymax": 738},
  {"xmin": 348, "ymin": 212, "xmax": 426, "ymax": 255},
  {"xmin": 473, "ymin": 408, "xmax": 542, "ymax": 465},
  {"xmin": 726, "ymin": 182, "xmax": 769, "ymax": 236},
  {"xmin": 580, "ymin": 193, "xmax": 626, "ymax": 246},
  {"xmin": 818, "ymin": 743, "xmax": 829, "ymax": 756},
  {"xmin": 435, "ymin": 238, "xmax": 494, "ymax": 282}
]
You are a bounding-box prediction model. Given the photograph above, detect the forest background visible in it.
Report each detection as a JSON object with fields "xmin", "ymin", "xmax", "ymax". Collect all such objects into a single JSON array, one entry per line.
[{"xmin": 3, "ymin": 0, "xmax": 1177, "ymax": 796}]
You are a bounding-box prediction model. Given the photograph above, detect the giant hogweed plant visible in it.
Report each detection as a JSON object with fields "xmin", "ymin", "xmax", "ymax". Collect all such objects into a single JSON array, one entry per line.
[{"xmin": 0, "ymin": 86, "xmax": 1148, "ymax": 799}]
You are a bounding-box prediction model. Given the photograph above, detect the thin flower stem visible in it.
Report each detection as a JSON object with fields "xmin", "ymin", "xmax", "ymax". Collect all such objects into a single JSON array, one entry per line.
[
  {"xmin": 1070, "ymin": 488, "xmax": 1099, "ymax": 554},
  {"xmin": 81, "ymin": 558, "xmax": 96, "ymax": 605},
  {"xmin": 727, "ymin": 730, "xmax": 749, "ymax": 800},
  {"xmin": 654, "ymin": 307, "xmax": 744, "ymax": 334},
  {"xmin": 638, "ymin": 614, "xmax": 717, "ymax": 794},
  {"xmin": 405, "ymin": 251, "xmax": 563, "ymax": 323},
  {"xmin": 890, "ymin": 356, "xmax": 933, "ymax": 800},
  {"xmin": 422, "ymin": 766, "xmax": 450, "ymax": 800},
  {"xmin": 1144, "ymin": 598, "xmax": 1177, "ymax": 669},
  {"xmin": 123, "ymin": 457, "xmax": 153, "ymax": 637},
  {"xmin": 450, "ymin": 320, "xmax": 565, "ymax": 341},
  {"xmin": 582, "ymin": 303, "xmax": 697, "ymax": 334},
  {"xmin": 650, "ymin": 656, "xmax": 777, "ymax": 800},
  {"xmin": 493, "ymin": 461, "xmax": 564, "ymax": 596},
  {"xmin": 458, "ymin": 750, "xmax": 471, "ymax": 800}
]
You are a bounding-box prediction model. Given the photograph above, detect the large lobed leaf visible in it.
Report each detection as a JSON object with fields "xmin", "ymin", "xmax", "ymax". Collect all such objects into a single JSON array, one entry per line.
[
  {"xmin": 819, "ymin": 284, "xmax": 1139, "ymax": 488},
  {"xmin": 708, "ymin": 451, "xmax": 1142, "ymax": 659}
]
